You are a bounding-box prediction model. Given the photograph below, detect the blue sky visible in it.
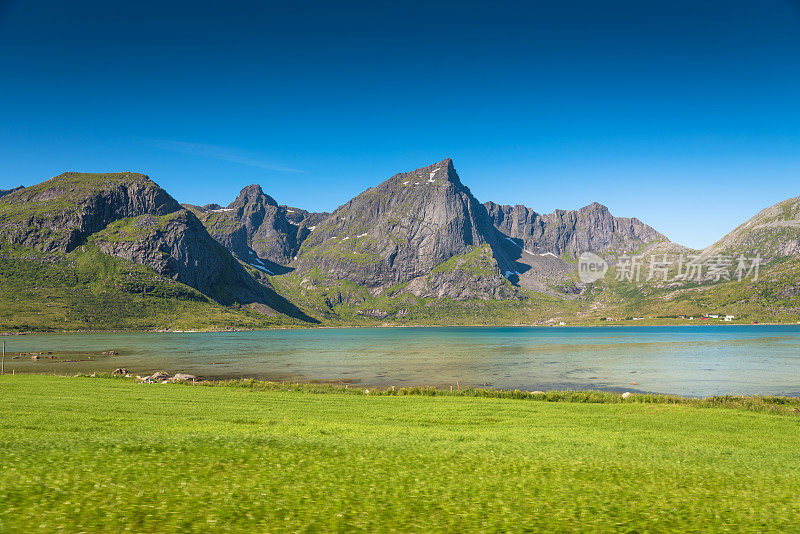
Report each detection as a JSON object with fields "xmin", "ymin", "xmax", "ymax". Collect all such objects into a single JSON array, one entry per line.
[{"xmin": 1, "ymin": 0, "xmax": 799, "ymax": 249}]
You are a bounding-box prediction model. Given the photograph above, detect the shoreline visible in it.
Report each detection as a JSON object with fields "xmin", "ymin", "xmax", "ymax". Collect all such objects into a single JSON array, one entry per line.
[
  {"xmin": 5, "ymin": 321, "xmax": 800, "ymax": 336},
  {"xmin": 3, "ymin": 373, "xmax": 800, "ymax": 410},
  {"xmin": 3, "ymin": 370, "xmax": 798, "ymax": 399}
]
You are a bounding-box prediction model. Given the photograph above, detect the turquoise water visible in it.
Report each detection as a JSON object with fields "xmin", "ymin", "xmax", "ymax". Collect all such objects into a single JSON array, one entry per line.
[{"xmin": 3, "ymin": 326, "xmax": 800, "ymax": 396}]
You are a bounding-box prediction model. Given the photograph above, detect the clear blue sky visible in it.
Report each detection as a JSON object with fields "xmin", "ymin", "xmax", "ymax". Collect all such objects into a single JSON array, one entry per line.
[{"xmin": 1, "ymin": 0, "xmax": 799, "ymax": 249}]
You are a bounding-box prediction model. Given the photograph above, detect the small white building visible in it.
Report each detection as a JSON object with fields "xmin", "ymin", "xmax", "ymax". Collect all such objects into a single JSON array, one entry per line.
[{"xmin": 724, "ymin": 315, "xmax": 735, "ymax": 321}]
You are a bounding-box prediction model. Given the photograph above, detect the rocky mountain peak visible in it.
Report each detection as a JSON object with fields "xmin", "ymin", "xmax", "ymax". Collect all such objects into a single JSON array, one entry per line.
[
  {"xmin": 188, "ymin": 184, "xmax": 328, "ymax": 268},
  {"xmin": 578, "ymin": 202, "xmax": 609, "ymax": 215},
  {"xmin": 387, "ymin": 157, "xmax": 463, "ymax": 190},
  {"xmin": 291, "ymin": 158, "xmax": 500, "ymax": 289},
  {"xmin": 0, "ymin": 171, "xmax": 315, "ymax": 319},
  {"xmin": 230, "ymin": 184, "xmax": 278, "ymax": 209}
]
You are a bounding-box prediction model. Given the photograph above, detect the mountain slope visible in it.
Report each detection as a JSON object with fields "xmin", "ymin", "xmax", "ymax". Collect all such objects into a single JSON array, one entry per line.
[
  {"xmin": 0, "ymin": 172, "xmax": 315, "ymax": 323},
  {"xmin": 0, "ymin": 244, "xmax": 294, "ymax": 332},
  {"xmin": 702, "ymin": 195, "xmax": 800, "ymax": 259},
  {"xmin": 0, "ymin": 186, "xmax": 23, "ymax": 198}
]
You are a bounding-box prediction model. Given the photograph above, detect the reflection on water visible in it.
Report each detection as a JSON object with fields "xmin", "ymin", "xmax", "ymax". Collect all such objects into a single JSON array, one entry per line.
[{"xmin": 3, "ymin": 326, "xmax": 800, "ymax": 396}]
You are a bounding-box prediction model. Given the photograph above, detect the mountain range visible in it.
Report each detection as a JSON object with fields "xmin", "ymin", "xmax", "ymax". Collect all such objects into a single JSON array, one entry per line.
[{"xmin": 1, "ymin": 159, "xmax": 798, "ymax": 331}]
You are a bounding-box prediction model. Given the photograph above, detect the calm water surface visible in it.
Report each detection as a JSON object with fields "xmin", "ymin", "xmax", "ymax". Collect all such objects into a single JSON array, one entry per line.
[{"xmin": 3, "ymin": 326, "xmax": 800, "ymax": 396}]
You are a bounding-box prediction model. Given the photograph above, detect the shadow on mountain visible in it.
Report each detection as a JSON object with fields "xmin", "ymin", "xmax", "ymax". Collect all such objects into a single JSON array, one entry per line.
[
  {"xmin": 258, "ymin": 258, "xmax": 294, "ymax": 275},
  {"xmin": 258, "ymin": 286, "xmax": 319, "ymax": 324},
  {"xmin": 483, "ymin": 228, "xmax": 534, "ymax": 283}
]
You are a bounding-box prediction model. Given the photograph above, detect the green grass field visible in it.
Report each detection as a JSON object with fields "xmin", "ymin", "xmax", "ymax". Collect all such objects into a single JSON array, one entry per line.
[{"xmin": 2, "ymin": 376, "xmax": 800, "ymax": 532}]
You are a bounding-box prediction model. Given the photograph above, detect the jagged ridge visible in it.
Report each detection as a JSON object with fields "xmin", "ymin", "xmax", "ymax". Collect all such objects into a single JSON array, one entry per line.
[{"xmin": 484, "ymin": 201, "xmax": 666, "ymax": 256}]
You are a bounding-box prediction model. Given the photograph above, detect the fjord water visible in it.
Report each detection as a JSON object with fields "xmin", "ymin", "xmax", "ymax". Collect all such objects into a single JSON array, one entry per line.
[{"xmin": 5, "ymin": 326, "xmax": 800, "ymax": 396}]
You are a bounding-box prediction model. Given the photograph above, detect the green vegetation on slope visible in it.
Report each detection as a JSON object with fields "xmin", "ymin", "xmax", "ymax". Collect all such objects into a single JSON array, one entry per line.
[
  {"xmin": 269, "ymin": 262, "xmax": 572, "ymax": 325},
  {"xmin": 2, "ymin": 375, "xmax": 800, "ymax": 532},
  {"xmin": 574, "ymin": 256, "xmax": 800, "ymax": 323},
  {"xmin": 89, "ymin": 211, "xmax": 186, "ymax": 243},
  {"xmin": 0, "ymin": 172, "xmax": 154, "ymax": 220},
  {"xmin": 2, "ymin": 234, "xmax": 797, "ymax": 329},
  {"xmin": 0, "ymin": 172, "xmax": 173, "ymax": 252},
  {"xmin": 266, "ymin": 243, "xmax": 800, "ymax": 327},
  {"xmin": 0, "ymin": 244, "xmax": 302, "ymax": 331},
  {"xmin": 429, "ymin": 243, "xmax": 499, "ymax": 276},
  {"xmin": 193, "ymin": 209, "xmax": 243, "ymax": 233}
]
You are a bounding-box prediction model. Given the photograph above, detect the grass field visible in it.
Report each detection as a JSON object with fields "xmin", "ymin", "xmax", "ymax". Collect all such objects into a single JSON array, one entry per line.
[{"xmin": 2, "ymin": 376, "xmax": 800, "ymax": 532}]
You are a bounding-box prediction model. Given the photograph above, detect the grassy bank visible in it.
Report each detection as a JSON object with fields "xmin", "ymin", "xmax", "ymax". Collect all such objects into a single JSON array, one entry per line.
[
  {"xmin": 2, "ymin": 376, "xmax": 800, "ymax": 532},
  {"xmin": 204, "ymin": 377, "xmax": 800, "ymax": 416}
]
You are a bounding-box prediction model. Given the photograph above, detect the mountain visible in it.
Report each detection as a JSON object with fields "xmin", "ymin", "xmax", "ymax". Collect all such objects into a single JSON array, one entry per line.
[
  {"xmin": 186, "ymin": 184, "xmax": 328, "ymax": 273},
  {"xmin": 0, "ymin": 172, "xmax": 315, "ymax": 326},
  {"xmin": 2, "ymin": 162, "xmax": 797, "ymax": 330},
  {"xmin": 0, "ymin": 172, "xmax": 179, "ymax": 253},
  {"xmin": 482, "ymin": 200, "xmax": 669, "ymax": 293},
  {"xmin": 288, "ymin": 158, "xmax": 515, "ymax": 298},
  {"xmin": 195, "ymin": 159, "xmax": 673, "ymax": 303},
  {"xmin": 576, "ymin": 196, "xmax": 800, "ymax": 324},
  {"xmin": 702, "ymin": 195, "xmax": 800, "ymax": 259}
]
